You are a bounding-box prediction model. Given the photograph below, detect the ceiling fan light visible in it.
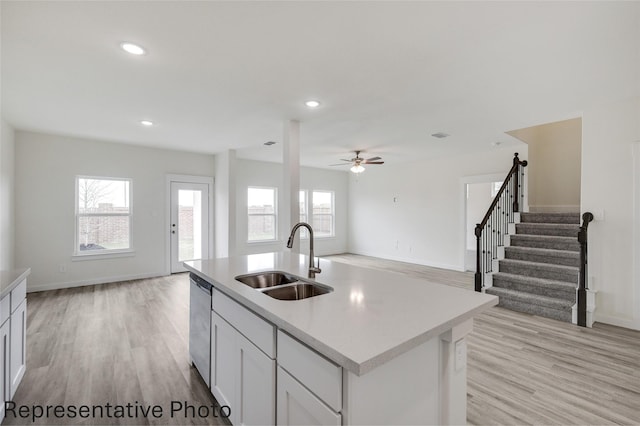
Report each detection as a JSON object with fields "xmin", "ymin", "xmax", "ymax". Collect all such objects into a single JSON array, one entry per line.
[{"xmin": 350, "ymin": 164, "xmax": 365, "ymax": 174}]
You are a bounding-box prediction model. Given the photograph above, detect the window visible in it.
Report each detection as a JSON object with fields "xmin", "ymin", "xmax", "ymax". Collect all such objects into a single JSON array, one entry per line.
[
  {"xmin": 76, "ymin": 177, "xmax": 132, "ymax": 254},
  {"xmin": 248, "ymin": 187, "xmax": 277, "ymax": 241},
  {"xmin": 311, "ymin": 191, "xmax": 334, "ymax": 238}
]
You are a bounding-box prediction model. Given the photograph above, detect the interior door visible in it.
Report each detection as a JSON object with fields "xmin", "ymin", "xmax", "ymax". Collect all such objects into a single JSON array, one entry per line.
[{"xmin": 170, "ymin": 182, "xmax": 210, "ymax": 273}]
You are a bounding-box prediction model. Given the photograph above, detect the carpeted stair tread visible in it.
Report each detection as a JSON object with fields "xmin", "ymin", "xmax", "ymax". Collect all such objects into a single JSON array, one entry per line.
[
  {"xmin": 520, "ymin": 212, "xmax": 580, "ymax": 224},
  {"xmin": 486, "ymin": 287, "xmax": 575, "ymax": 310},
  {"xmin": 504, "ymin": 246, "xmax": 580, "ymax": 267},
  {"xmin": 487, "ymin": 211, "xmax": 581, "ymax": 323},
  {"xmin": 492, "ymin": 272, "xmax": 576, "ymax": 301},
  {"xmin": 515, "ymin": 223, "xmax": 580, "ymax": 237},
  {"xmin": 509, "ymin": 234, "xmax": 580, "ymax": 251},
  {"xmin": 486, "ymin": 287, "xmax": 573, "ymax": 322},
  {"xmin": 499, "ymin": 258, "xmax": 579, "ymax": 282}
]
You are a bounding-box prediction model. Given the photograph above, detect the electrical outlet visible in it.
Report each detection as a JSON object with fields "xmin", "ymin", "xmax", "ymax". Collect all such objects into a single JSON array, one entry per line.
[{"xmin": 455, "ymin": 339, "xmax": 466, "ymax": 371}]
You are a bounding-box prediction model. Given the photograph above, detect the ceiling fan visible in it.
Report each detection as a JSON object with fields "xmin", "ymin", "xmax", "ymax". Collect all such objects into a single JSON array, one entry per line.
[{"xmin": 330, "ymin": 151, "xmax": 384, "ymax": 173}]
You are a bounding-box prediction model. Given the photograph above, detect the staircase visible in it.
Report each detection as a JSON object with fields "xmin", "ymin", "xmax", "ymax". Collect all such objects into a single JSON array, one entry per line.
[{"xmin": 486, "ymin": 212, "xmax": 580, "ymax": 322}]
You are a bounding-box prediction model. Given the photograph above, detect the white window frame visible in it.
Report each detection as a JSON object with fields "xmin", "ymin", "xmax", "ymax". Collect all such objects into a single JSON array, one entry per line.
[
  {"xmin": 311, "ymin": 190, "xmax": 335, "ymax": 238},
  {"xmin": 299, "ymin": 190, "xmax": 309, "ymax": 239},
  {"xmin": 73, "ymin": 176, "xmax": 133, "ymax": 258},
  {"xmin": 247, "ymin": 186, "xmax": 278, "ymax": 243}
]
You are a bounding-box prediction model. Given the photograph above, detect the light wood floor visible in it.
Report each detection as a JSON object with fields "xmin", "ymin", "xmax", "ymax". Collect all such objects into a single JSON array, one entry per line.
[
  {"xmin": 10, "ymin": 255, "xmax": 640, "ymax": 425},
  {"xmin": 10, "ymin": 275, "xmax": 225, "ymax": 425},
  {"xmin": 326, "ymin": 254, "xmax": 640, "ymax": 426}
]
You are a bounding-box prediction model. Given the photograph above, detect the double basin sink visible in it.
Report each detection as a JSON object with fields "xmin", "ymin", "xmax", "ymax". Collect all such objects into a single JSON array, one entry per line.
[{"xmin": 235, "ymin": 271, "xmax": 333, "ymax": 301}]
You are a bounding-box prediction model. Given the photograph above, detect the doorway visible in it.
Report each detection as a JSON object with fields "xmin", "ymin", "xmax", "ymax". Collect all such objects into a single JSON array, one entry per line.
[
  {"xmin": 461, "ymin": 173, "xmax": 504, "ymax": 272},
  {"xmin": 167, "ymin": 176, "xmax": 213, "ymax": 273}
]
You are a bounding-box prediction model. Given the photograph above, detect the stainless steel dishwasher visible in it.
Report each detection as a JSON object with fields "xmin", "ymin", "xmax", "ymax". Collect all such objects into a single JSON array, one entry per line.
[{"xmin": 189, "ymin": 272, "xmax": 213, "ymax": 387}]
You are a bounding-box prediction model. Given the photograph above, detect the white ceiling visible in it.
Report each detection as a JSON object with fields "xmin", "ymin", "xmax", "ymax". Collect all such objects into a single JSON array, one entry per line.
[{"xmin": 2, "ymin": 1, "xmax": 639, "ymax": 169}]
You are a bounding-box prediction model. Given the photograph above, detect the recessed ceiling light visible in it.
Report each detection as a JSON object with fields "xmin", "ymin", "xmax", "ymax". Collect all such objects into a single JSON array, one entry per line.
[
  {"xmin": 305, "ymin": 100, "xmax": 321, "ymax": 108},
  {"xmin": 431, "ymin": 132, "xmax": 450, "ymax": 139},
  {"xmin": 120, "ymin": 42, "xmax": 146, "ymax": 55},
  {"xmin": 140, "ymin": 120, "xmax": 153, "ymax": 126}
]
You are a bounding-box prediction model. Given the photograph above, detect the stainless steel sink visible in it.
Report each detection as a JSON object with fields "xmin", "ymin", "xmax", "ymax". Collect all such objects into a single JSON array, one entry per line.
[
  {"xmin": 262, "ymin": 283, "xmax": 332, "ymax": 301},
  {"xmin": 235, "ymin": 271, "xmax": 333, "ymax": 300},
  {"xmin": 235, "ymin": 271, "xmax": 298, "ymax": 289}
]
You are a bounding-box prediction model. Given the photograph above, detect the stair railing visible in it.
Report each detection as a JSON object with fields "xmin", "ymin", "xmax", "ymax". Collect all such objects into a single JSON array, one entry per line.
[
  {"xmin": 474, "ymin": 153, "xmax": 528, "ymax": 292},
  {"xmin": 577, "ymin": 212, "xmax": 594, "ymax": 327}
]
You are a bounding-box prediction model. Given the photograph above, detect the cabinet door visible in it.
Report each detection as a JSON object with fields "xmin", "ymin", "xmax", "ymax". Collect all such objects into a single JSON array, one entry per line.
[
  {"xmin": 277, "ymin": 367, "xmax": 341, "ymax": 426},
  {"xmin": 10, "ymin": 299, "xmax": 26, "ymax": 398},
  {"xmin": 0, "ymin": 320, "xmax": 10, "ymax": 423},
  {"xmin": 237, "ymin": 334, "xmax": 275, "ymax": 425},
  {"xmin": 210, "ymin": 312, "xmax": 237, "ymax": 421}
]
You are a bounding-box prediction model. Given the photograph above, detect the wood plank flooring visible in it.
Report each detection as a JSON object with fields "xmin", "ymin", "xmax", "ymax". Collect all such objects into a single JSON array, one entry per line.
[
  {"xmin": 8, "ymin": 275, "xmax": 227, "ymax": 425},
  {"xmin": 9, "ymin": 254, "xmax": 640, "ymax": 425},
  {"xmin": 326, "ymin": 254, "xmax": 640, "ymax": 426}
]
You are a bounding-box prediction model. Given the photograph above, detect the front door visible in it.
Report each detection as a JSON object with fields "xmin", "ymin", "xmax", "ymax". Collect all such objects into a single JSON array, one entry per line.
[{"xmin": 170, "ymin": 182, "xmax": 210, "ymax": 273}]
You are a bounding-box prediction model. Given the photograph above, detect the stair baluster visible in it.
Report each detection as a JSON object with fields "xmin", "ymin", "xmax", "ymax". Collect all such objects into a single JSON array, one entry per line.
[{"xmin": 474, "ymin": 153, "xmax": 528, "ymax": 292}]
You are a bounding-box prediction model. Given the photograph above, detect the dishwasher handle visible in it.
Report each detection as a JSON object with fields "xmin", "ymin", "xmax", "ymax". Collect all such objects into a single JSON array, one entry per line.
[{"xmin": 190, "ymin": 273, "xmax": 213, "ymax": 293}]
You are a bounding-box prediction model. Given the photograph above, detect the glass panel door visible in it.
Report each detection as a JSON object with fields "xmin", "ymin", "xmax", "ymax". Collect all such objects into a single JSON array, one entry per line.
[{"xmin": 170, "ymin": 182, "xmax": 210, "ymax": 273}]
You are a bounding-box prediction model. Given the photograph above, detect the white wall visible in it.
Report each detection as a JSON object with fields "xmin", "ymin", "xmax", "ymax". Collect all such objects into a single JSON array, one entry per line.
[
  {"xmin": 348, "ymin": 146, "xmax": 527, "ymax": 271},
  {"xmin": 581, "ymin": 96, "xmax": 640, "ymax": 330},
  {"xmin": 15, "ymin": 131, "xmax": 215, "ymax": 291},
  {"xmin": 234, "ymin": 159, "xmax": 349, "ymax": 257},
  {"xmin": 508, "ymin": 118, "xmax": 582, "ymax": 213},
  {"xmin": 0, "ymin": 120, "xmax": 15, "ymax": 270}
]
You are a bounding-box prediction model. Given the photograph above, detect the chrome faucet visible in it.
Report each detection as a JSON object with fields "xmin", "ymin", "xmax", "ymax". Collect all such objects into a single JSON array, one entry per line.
[{"xmin": 287, "ymin": 222, "xmax": 321, "ymax": 278}]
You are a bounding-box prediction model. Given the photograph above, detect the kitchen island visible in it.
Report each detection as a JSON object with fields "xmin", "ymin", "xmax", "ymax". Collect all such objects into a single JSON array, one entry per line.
[{"xmin": 185, "ymin": 252, "xmax": 497, "ymax": 425}]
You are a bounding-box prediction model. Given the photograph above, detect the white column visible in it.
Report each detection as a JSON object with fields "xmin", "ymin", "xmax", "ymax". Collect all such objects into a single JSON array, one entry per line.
[
  {"xmin": 282, "ymin": 120, "xmax": 300, "ymax": 252},
  {"xmin": 214, "ymin": 149, "xmax": 237, "ymax": 258}
]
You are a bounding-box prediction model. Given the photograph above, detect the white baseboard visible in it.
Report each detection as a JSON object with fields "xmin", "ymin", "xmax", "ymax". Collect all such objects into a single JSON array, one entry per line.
[
  {"xmin": 27, "ymin": 271, "xmax": 169, "ymax": 293},
  {"xmin": 528, "ymin": 205, "xmax": 580, "ymax": 213},
  {"xmin": 348, "ymin": 250, "xmax": 464, "ymax": 272},
  {"xmin": 593, "ymin": 313, "xmax": 640, "ymax": 331}
]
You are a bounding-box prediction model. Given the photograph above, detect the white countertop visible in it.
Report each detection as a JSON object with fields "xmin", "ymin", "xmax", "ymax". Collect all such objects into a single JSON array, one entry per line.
[
  {"xmin": 0, "ymin": 268, "xmax": 31, "ymax": 299},
  {"xmin": 185, "ymin": 252, "xmax": 497, "ymax": 376}
]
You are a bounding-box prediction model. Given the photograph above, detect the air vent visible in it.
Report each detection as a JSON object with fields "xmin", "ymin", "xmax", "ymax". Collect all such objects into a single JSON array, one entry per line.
[{"xmin": 431, "ymin": 132, "xmax": 450, "ymax": 139}]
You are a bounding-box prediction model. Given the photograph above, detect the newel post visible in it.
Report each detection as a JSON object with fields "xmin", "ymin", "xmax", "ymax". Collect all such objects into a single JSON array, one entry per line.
[
  {"xmin": 512, "ymin": 153, "xmax": 528, "ymax": 213},
  {"xmin": 474, "ymin": 224, "xmax": 482, "ymax": 292}
]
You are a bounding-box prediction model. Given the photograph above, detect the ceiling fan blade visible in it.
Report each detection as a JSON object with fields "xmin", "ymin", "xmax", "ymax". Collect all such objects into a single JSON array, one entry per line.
[
  {"xmin": 329, "ymin": 163, "xmax": 350, "ymax": 166},
  {"xmin": 365, "ymin": 161, "xmax": 384, "ymax": 165},
  {"xmin": 340, "ymin": 159, "xmax": 352, "ymax": 162},
  {"xmin": 365, "ymin": 156, "xmax": 381, "ymax": 162}
]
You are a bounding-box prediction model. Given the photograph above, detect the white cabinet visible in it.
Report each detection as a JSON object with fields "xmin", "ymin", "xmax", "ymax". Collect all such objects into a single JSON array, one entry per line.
[
  {"xmin": 10, "ymin": 299, "xmax": 26, "ymax": 398},
  {"xmin": 0, "ymin": 320, "xmax": 9, "ymax": 423},
  {"xmin": 236, "ymin": 331, "xmax": 276, "ymax": 425},
  {"xmin": 276, "ymin": 330, "xmax": 342, "ymax": 425},
  {"xmin": 277, "ymin": 366, "xmax": 341, "ymax": 426},
  {"xmin": 0, "ymin": 276, "xmax": 27, "ymax": 423},
  {"xmin": 211, "ymin": 312, "xmax": 236, "ymax": 410},
  {"xmin": 210, "ymin": 289, "xmax": 276, "ymax": 425}
]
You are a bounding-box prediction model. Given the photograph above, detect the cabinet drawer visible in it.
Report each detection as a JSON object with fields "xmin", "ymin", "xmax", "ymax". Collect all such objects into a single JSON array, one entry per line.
[
  {"xmin": 0, "ymin": 295, "xmax": 9, "ymax": 325},
  {"xmin": 10, "ymin": 279, "xmax": 26, "ymax": 314},
  {"xmin": 277, "ymin": 367, "xmax": 341, "ymax": 426},
  {"xmin": 277, "ymin": 330, "xmax": 342, "ymax": 412},
  {"xmin": 212, "ymin": 289, "xmax": 275, "ymax": 358}
]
